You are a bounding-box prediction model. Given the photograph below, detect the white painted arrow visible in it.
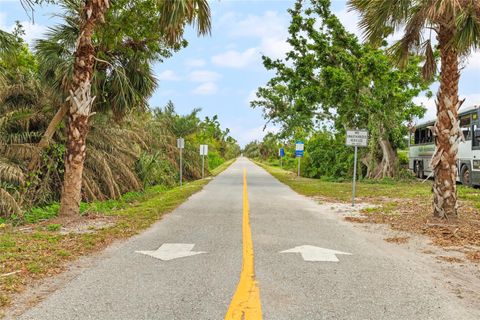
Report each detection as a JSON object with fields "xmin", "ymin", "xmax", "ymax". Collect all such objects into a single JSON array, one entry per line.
[
  {"xmin": 135, "ymin": 243, "xmax": 206, "ymax": 261},
  {"xmin": 280, "ymin": 245, "xmax": 352, "ymax": 262}
]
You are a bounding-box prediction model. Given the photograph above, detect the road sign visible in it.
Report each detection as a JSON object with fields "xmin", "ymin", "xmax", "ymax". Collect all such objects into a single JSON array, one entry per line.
[
  {"xmin": 200, "ymin": 145, "xmax": 208, "ymax": 179},
  {"xmin": 279, "ymin": 148, "xmax": 285, "ymax": 168},
  {"xmin": 177, "ymin": 138, "xmax": 185, "ymax": 149},
  {"xmin": 199, "ymin": 144, "xmax": 208, "ymax": 155},
  {"xmin": 346, "ymin": 129, "xmax": 368, "ymax": 147},
  {"xmin": 345, "ymin": 129, "xmax": 368, "ymax": 207},
  {"xmin": 295, "ymin": 141, "xmax": 304, "ymax": 177},
  {"xmin": 136, "ymin": 243, "xmax": 206, "ymax": 261},
  {"xmin": 295, "ymin": 141, "xmax": 304, "ymax": 157},
  {"xmin": 280, "ymin": 245, "xmax": 352, "ymax": 262}
]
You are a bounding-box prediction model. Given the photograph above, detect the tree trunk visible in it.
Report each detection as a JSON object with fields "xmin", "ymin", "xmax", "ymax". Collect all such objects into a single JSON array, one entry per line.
[
  {"xmin": 59, "ymin": 0, "xmax": 109, "ymax": 217},
  {"xmin": 28, "ymin": 104, "xmax": 68, "ymax": 171},
  {"xmin": 366, "ymin": 125, "xmax": 397, "ymax": 179},
  {"xmin": 431, "ymin": 24, "xmax": 460, "ymax": 219},
  {"xmin": 370, "ymin": 136, "xmax": 397, "ymax": 179}
]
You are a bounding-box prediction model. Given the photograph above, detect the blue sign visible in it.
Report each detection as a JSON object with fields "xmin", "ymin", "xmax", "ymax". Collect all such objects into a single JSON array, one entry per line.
[
  {"xmin": 295, "ymin": 141, "xmax": 304, "ymax": 157},
  {"xmin": 279, "ymin": 148, "xmax": 285, "ymax": 157}
]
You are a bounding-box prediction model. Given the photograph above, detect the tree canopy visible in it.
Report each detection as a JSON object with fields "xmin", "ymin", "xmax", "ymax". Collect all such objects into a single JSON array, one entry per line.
[{"xmin": 252, "ymin": 0, "xmax": 430, "ymax": 178}]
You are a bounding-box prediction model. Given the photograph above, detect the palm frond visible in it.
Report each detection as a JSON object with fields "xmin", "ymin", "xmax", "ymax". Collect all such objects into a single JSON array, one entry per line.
[
  {"xmin": 422, "ymin": 39, "xmax": 437, "ymax": 80},
  {"xmin": 158, "ymin": 0, "xmax": 212, "ymax": 45},
  {"xmin": 0, "ymin": 161, "xmax": 25, "ymax": 186},
  {"xmin": 0, "ymin": 188, "xmax": 22, "ymax": 217}
]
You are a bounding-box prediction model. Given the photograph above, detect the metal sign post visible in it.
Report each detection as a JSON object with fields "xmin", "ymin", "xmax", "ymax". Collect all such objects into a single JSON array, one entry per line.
[
  {"xmin": 279, "ymin": 148, "xmax": 285, "ymax": 168},
  {"xmin": 295, "ymin": 141, "xmax": 304, "ymax": 177},
  {"xmin": 177, "ymin": 138, "xmax": 185, "ymax": 187},
  {"xmin": 352, "ymin": 145, "xmax": 358, "ymax": 206},
  {"xmin": 200, "ymin": 144, "xmax": 208, "ymax": 179},
  {"xmin": 346, "ymin": 130, "xmax": 368, "ymax": 207}
]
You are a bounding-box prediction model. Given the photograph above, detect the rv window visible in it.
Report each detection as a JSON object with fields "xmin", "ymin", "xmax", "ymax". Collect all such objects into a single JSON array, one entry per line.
[
  {"xmin": 426, "ymin": 128, "xmax": 433, "ymax": 143},
  {"xmin": 414, "ymin": 129, "xmax": 420, "ymax": 145},
  {"xmin": 473, "ymin": 124, "xmax": 480, "ymax": 147},
  {"xmin": 460, "ymin": 115, "xmax": 471, "ymax": 127},
  {"xmin": 420, "ymin": 129, "xmax": 426, "ymax": 143},
  {"xmin": 460, "ymin": 115, "xmax": 471, "ymax": 140}
]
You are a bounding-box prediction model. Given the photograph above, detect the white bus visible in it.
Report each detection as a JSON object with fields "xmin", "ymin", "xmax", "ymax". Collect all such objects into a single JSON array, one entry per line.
[{"xmin": 409, "ymin": 105, "xmax": 480, "ymax": 186}]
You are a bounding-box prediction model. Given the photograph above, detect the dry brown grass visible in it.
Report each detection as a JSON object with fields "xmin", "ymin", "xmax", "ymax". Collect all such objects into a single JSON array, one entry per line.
[{"xmin": 384, "ymin": 236, "xmax": 410, "ymax": 244}]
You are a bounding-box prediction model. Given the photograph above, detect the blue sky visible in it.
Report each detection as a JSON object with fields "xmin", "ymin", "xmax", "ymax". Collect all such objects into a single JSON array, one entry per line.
[{"xmin": 2, "ymin": 0, "xmax": 480, "ymax": 147}]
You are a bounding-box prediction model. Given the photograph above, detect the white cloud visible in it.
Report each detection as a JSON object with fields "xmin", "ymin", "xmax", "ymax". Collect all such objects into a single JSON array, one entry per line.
[
  {"xmin": 188, "ymin": 70, "xmax": 222, "ymax": 82},
  {"xmin": 229, "ymin": 11, "xmax": 286, "ymax": 39},
  {"xmin": 192, "ymin": 82, "xmax": 218, "ymax": 95},
  {"xmin": 184, "ymin": 58, "xmax": 206, "ymax": 68},
  {"xmin": 212, "ymin": 48, "xmax": 258, "ymax": 68},
  {"xmin": 464, "ymin": 51, "xmax": 480, "ymax": 71},
  {"xmin": 218, "ymin": 11, "xmax": 291, "ymax": 61},
  {"xmin": 157, "ymin": 70, "xmax": 181, "ymax": 81},
  {"xmin": 230, "ymin": 124, "xmax": 280, "ymax": 147},
  {"xmin": 0, "ymin": 12, "xmax": 47, "ymax": 47},
  {"xmin": 260, "ymin": 37, "xmax": 291, "ymax": 59}
]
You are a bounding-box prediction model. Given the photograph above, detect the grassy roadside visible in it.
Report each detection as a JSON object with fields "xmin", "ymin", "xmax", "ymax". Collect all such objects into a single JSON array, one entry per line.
[
  {"xmin": 0, "ymin": 158, "xmax": 236, "ymax": 315},
  {"xmin": 256, "ymin": 161, "xmax": 480, "ymax": 262}
]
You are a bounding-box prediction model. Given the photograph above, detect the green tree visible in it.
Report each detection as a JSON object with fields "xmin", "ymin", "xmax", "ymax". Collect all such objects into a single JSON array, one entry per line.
[
  {"xmin": 252, "ymin": 0, "xmax": 428, "ymax": 179},
  {"xmin": 348, "ymin": 0, "xmax": 480, "ymax": 218}
]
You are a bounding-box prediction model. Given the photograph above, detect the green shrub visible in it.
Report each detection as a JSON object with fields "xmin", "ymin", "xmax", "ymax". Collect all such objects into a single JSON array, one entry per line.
[
  {"xmin": 303, "ymin": 131, "xmax": 353, "ymax": 180},
  {"xmin": 136, "ymin": 152, "xmax": 177, "ymax": 188},
  {"xmin": 398, "ymin": 149, "xmax": 409, "ymax": 166},
  {"xmin": 24, "ymin": 203, "xmax": 60, "ymax": 223},
  {"xmin": 207, "ymin": 151, "xmax": 225, "ymax": 170}
]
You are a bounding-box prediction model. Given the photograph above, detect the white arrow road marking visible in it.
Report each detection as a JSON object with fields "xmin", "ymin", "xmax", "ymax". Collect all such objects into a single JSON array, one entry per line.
[
  {"xmin": 135, "ymin": 243, "xmax": 206, "ymax": 261},
  {"xmin": 280, "ymin": 245, "xmax": 352, "ymax": 262}
]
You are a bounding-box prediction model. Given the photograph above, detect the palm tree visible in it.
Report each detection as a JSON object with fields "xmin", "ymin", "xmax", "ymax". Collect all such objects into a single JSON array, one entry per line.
[
  {"xmin": 348, "ymin": 0, "xmax": 480, "ymax": 219},
  {"xmin": 59, "ymin": 0, "xmax": 211, "ymax": 217}
]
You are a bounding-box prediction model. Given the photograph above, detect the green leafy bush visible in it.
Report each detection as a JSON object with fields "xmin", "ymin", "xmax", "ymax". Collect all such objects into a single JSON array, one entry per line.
[
  {"xmin": 24, "ymin": 203, "xmax": 60, "ymax": 223},
  {"xmin": 207, "ymin": 151, "xmax": 225, "ymax": 171},
  {"xmin": 303, "ymin": 132, "xmax": 354, "ymax": 180},
  {"xmin": 136, "ymin": 152, "xmax": 178, "ymax": 188}
]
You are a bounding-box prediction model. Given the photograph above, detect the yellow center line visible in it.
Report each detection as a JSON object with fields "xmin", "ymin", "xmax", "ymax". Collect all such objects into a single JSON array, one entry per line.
[{"xmin": 225, "ymin": 169, "xmax": 263, "ymax": 320}]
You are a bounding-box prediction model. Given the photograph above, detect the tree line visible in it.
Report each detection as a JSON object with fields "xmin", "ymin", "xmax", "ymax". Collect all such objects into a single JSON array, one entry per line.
[{"xmin": 0, "ymin": 0, "xmax": 239, "ymax": 221}]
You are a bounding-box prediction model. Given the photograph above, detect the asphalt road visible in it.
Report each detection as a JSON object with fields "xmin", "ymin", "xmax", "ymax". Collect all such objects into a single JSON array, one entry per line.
[{"xmin": 18, "ymin": 158, "xmax": 477, "ymax": 319}]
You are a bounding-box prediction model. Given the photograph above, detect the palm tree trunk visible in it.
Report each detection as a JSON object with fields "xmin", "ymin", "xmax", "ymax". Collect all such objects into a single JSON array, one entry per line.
[
  {"xmin": 432, "ymin": 24, "xmax": 461, "ymax": 219},
  {"xmin": 59, "ymin": 0, "xmax": 109, "ymax": 217}
]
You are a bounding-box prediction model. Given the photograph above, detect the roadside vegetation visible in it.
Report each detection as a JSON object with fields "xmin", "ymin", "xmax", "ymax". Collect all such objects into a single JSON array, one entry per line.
[
  {"xmin": 0, "ymin": 0, "xmax": 240, "ymax": 313},
  {"xmin": 0, "ymin": 2, "xmax": 239, "ymax": 221},
  {"xmin": 250, "ymin": 0, "xmax": 480, "ymax": 219},
  {"xmin": 257, "ymin": 161, "xmax": 480, "ymax": 264}
]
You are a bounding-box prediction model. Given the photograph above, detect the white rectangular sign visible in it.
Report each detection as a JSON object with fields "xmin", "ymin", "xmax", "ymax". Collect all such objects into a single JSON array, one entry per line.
[
  {"xmin": 177, "ymin": 138, "xmax": 185, "ymax": 149},
  {"xmin": 200, "ymin": 144, "xmax": 208, "ymax": 155},
  {"xmin": 346, "ymin": 130, "xmax": 368, "ymax": 147},
  {"xmin": 295, "ymin": 142, "xmax": 304, "ymax": 151}
]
